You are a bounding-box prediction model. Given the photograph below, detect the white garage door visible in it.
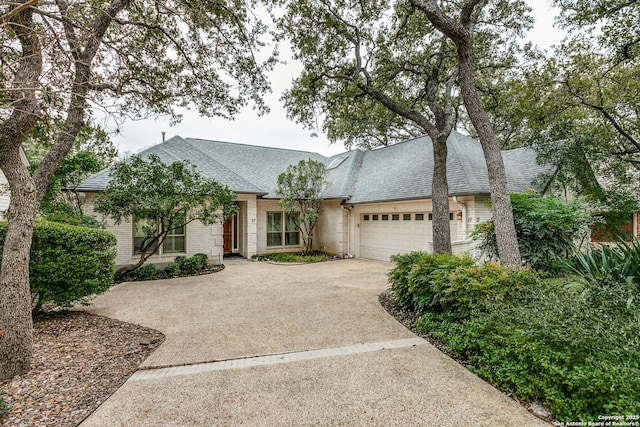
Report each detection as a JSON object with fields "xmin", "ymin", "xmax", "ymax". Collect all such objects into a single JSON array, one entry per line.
[{"xmin": 359, "ymin": 213, "xmax": 433, "ymax": 262}]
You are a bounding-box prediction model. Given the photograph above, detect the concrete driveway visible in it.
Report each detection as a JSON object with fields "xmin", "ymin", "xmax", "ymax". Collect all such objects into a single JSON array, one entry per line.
[{"xmin": 80, "ymin": 259, "xmax": 549, "ymax": 426}]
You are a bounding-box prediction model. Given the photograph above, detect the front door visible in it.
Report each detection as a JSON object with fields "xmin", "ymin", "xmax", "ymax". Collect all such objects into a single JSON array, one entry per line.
[{"xmin": 223, "ymin": 218, "xmax": 233, "ymax": 254}]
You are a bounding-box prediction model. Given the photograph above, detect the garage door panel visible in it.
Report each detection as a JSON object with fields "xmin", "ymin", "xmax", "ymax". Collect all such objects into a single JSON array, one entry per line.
[{"xmin": 359, "ymin": 213, "xmax": 433, "ymax": 262}]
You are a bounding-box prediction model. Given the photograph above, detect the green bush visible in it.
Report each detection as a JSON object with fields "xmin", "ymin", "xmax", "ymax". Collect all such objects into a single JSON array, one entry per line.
[
  {"xmin": 132, "ymin": 263, "xmax": 159, "ymax": 281},
  {"xmin": 389, "ymin": 252, "xmax": 474, "ymax": 313},
  {"xmin": 164, "ymin": 262, "xmax": 181, "ymax": 277},
  {"xmin": 44, "ymin": 212, "xmax": 103, "ymax": 229},
  {"xmin": 571, "ymin": 239, "xmax": 640, "ymax": 287},
  {"xmin": 416, "ymin": 276, "xmax": 640, "ymax": 421},
  {"xmin": 179, "ymin": 253, "xmax": 208, "ymax": 274},
  {"xmin": 472, "ymin": 193, "xmax": 594, "ymax": 274},
  {"xmin": 436, "ymin": 262, "xmax": 538, "ymax": 319},
  {"xmin": 0, "ymin": 221, "xmax": 116, "ymax": 312},
  {"xmin": 259, "ymin": 252, "xmax": 328, "ymax": 263}
]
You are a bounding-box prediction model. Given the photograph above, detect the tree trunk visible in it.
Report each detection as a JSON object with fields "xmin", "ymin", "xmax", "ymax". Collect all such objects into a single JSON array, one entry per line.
[
  {"xmin": 457, "ymin": 43, "xmax": 521, "ymax": 266},
  {"xmin": 0, "ymin": 149, "xmax": 38, "ymax": 380},
  {"xmin": 431, "ymin": 134, "xmax": 452, "ymax": 253}
]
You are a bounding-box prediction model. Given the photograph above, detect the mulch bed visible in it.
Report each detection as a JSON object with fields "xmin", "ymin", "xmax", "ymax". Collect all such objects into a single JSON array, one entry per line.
[{"xmin": 0, "ymin": 312, "xmax": 164, "ymax": 426}]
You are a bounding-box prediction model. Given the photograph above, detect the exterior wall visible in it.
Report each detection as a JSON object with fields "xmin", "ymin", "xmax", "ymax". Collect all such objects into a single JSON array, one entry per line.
[
  {"xmin": 348, "ymin": 196, "xmax": 492, "ymax": 260},
  {"xmin": 81, "ymin": 193, "xmax": 223, "ymax": 267},
  {"xmin": 237, "ymin": 194, "xmax": 258, "ymax": 259},
  {"xmin": 313, "ymin": 199, "xmax": 347, "ymax": 256}
]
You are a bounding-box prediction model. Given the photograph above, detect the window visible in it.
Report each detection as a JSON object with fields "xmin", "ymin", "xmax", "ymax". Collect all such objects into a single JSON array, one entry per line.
[
  {"xmin": 363, "ymin": 215, "xmax": 370, "ymax": 221},
  {"xmin": 392, "ymin": 214, "xmax": 399, "ymax": 221},
  {"xmin": 381, "ymin": 214, "xmax": 389, "ymax": 220},
  {"xmin": 415, "ymin": 214, "xmax": 424, "ymax": 221},
  {"xmin": 372, "ymin": 214, "xmax": 379, "ymax": 220},
  {"xmin": 403, "ymin": 214, "xmax": 411, "ymax": 221},
  {"xmin": 163, "ymin": 223, "xmax": 185, "ymax": 254},
  {"xmin": 285, "ymin": 213, "xmax": 300, "ymax": 246},
  {"xmin": 267, "ymin": 212, "xmax": 300, "ymax": 247},
  {"xmin": 133, "ymin": 216, "xmax": 186, "ymax": 255}
]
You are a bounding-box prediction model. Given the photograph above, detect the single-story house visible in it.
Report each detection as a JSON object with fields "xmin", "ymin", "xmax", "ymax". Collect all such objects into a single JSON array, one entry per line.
[{"xmin": 76, "ymin": 131, "xmax": 550, "ymax": 265}]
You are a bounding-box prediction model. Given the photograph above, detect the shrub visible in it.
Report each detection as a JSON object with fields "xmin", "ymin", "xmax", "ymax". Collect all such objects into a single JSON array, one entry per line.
[
  {"xmin": 164, "ymin": 262, "xmax": 181, "ymax": 277},
  {"xmin": 435, "ymin": 262, "xmax": 538, "ymax": 319},
  {"xmin": 0, "ymin": 221, "xmax": 116, "ymax": 313},
  {"xmin": 472, "ymin": 193, "xmax": 594, "ymax": 275},
  {"xmin": 44, "ymin": 212, "xmax": 103, "ymax": 229},
  {"xmin": 132, "ymin": 263, "xmax": 159, "ymax": 281},
  {"xmin": 416, "ymin": 276, "xmax": 640, "ymax": 421},
  {"xmin": 389, "ymin": 252, "xmax": 474, "ymax": 313},
  {"xmin": 571, "ymin": 238, "xmax": 640, "ymax": 287},
  {"xmin": 171, "ymin": 253, "xmax": 209, "ymax": 275},
  {"xmin": 259, "ymin": 252, "xmax": 328, "ymax": 263}
]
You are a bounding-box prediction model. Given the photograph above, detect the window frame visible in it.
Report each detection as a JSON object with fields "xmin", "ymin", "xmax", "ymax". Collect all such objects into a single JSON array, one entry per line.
[
  {"xmin": 133, "ymin": 216, "xmax": 187, "ymax": 256},
  {"xmin": 266, "ymin": 211, "xmax": 302, "ymax": 248}
]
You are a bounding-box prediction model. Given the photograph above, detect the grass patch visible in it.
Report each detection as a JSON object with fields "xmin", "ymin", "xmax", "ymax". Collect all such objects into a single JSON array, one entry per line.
[
  {"xmin": 389, "ymin": 252, "xmax": 640, "ymax": 422},
  {"xmin": 253, "ymin": 252, "xmax": 328, "ymax": 263}
]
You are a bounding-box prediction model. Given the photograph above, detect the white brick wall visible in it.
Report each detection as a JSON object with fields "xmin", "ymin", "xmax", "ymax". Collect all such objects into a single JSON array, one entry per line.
[{"xmin": 313, "ymin": 200, "xmax": 347, "ymax": 255}]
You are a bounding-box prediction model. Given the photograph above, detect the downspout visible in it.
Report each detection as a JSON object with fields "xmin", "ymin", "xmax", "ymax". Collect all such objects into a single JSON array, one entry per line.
[
  {"xmin": 453, "ymin": 196, "xmax": 467, "ymax": 238},
  {"xmin": 342, "ymin": 203, "xmax": 353, "ymax": 258}
]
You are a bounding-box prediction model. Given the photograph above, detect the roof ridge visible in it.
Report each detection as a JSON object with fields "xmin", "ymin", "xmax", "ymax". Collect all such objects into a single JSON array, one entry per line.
[
  {"xmin": 184, "ymin": 136, "xmax": 332, "ymax": 158},
  {"xmin": 181, "ymin": 139, "xmax": 267, "ymax": 193}
]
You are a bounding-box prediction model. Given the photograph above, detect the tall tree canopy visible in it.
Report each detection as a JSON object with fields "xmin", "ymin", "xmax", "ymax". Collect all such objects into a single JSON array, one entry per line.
[
  {"xmin": 278, "ymin": 0, "xmax": 530, "ymax": 255},
  {"xmin": 0, "ymin": 0, "xmax": 274, "ymax": 379},
  {"xmin": 483, "ymin": 1, "xmax": 640, "ymax": 228}
]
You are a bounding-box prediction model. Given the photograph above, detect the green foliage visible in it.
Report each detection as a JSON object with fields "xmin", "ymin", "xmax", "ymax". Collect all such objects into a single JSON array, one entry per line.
[
  {"xmin": 132, "ymin": 264, "xmax": 158, "ymax": 281},
  {"xmin": 472, "ymin": 193, "xmax": 594, "ymax": 274},
  {"xmin": 163, "ymin": 262, "xmax": 181, "ymax": 277},
  {"xmin": 388, "ymin": 252, "xmax": 474, "ymax": 313},
  {"xmin": 180, "ymin": 253, "xmax": 209, "ymax": 275},
  {"xmin": 95, "ymin": 154, "xmax": 236, "ymax": 275},
  {"xmin": 256, "ymin": 252, "xmax": 328, "ymax": 263},
  {"xmin": 276, "ymin": 159, "xmax": 328, "ymax": 254},
  {"xmin": 391, "ymin": 252, "xmax": 640, "ymax": 419},
  {"xmin": 0, "ymin": 221, "xmax": 116, "ymax": 312},
  {"xmin": 278, "ymin": 0, "xmax": 533, "ymax": 149},
  {"xmin": 417, "ymin": 276, "xmax": 640, "ymax": 421},
  {"xmin": 572, "ymin": 239, "xmax": 640, "ymax": 287},
  {"xmin": 124, "ymin": 253, "xmax": 210, "ymax": 281},
  {"xmin": 44, "ymin": 212, "xmax": 103, "ymax": 229},
  {"xmin": 438, "ymin": 263, "xmax": 538, "ymax": 319},
  {"xmin": 25, "ymin": 123, "xmax": 118, "ymax": 216}
]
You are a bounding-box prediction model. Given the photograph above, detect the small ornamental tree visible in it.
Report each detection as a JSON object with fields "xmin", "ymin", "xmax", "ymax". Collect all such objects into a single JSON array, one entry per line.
[
  {"xmin": 276, "ymin": 159, "xmax": 329, "ymax": 255},
  {"xmin": 94, "ymin": 154, "xmax": 237, "ymax": 278}
]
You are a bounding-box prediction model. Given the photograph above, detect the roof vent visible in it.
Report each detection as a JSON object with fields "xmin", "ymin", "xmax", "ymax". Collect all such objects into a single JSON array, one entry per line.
[{"xmin": 327, "ymin": 155, "xmax": 348, "ymax": 170}]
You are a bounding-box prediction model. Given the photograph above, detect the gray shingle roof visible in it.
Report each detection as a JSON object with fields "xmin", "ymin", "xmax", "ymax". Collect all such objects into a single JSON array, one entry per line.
[{"xmin": 76, "ymin": 131, "xmax": 550, "ymax": 202}]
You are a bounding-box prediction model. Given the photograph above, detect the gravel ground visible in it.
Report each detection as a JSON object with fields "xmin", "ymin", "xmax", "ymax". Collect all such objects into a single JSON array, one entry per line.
[{"xmin": 0, "ymin": 311, "xmax": 164, "ymax": 426}]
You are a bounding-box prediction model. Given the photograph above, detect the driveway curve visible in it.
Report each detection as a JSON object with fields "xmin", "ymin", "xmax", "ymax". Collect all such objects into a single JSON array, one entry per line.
[{"xmin": 81, "ymin": 259, "xmax": 549, "ymax": 426}]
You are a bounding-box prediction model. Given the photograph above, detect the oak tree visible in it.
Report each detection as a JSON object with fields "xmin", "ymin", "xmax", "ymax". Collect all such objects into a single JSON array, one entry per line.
[{"xmin": 0, "ymin": 0, "xmax": 273, "ymax": 379}]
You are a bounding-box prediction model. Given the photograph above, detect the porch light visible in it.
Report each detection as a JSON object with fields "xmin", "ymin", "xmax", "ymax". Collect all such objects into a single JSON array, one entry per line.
[{"xmin": 456, "ymin": 210, "xmax": 463, "ymax": 221}]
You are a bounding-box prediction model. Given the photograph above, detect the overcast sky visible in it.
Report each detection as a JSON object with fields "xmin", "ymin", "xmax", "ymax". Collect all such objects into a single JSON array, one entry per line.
[{"xmin": 107, "ymin": 1, "xmax": 566, "ymax": 158}]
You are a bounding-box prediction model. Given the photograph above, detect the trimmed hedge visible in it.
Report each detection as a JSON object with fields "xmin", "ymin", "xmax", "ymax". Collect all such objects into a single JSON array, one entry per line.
[{"xmin": 0, "ymin": 221, "xmax": 116, "ymax": 312}]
